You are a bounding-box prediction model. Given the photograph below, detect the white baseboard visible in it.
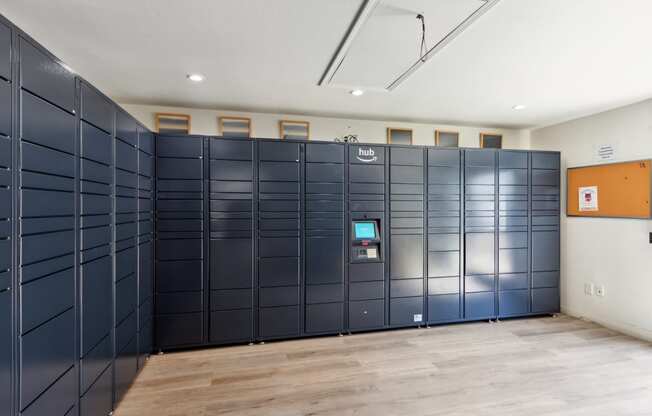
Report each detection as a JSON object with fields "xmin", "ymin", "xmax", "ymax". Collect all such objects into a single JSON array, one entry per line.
[{"xmin": 562, "ymin": 306, "xmax": 652, "ymax": 343}]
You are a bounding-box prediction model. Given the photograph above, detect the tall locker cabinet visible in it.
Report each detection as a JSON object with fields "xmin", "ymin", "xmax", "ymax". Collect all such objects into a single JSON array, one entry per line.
[
  {"xmin": 497, "ymin": 151, "xmax": 530, "ymax": 317},
  {"xmin": 209, "ymin": 137, "xmax": 255, "ymax": 345},
  {"xmin": 304, "ymin": 143, "xmax": 345, "ymax": 334},
  {"xmin": 113, "ymin": 110, "xmax": 140, "ymax": 404},
  {"xmin": 78, "ymin": 83, "xmax": 114, "ymax": 416},
  {"xmin": 388, "ymin": 147, "xmax": 425, "ymax": 327},
  {"xmin": 137, "ymin": 130, "xmax": 154, "ymax": 365},
  {"xmin": 155, "ymin": 135, "xmax": 205, "ymax": 348},
  {"xmin": 257, "ymin": 141, "xmax": 302, "ymax": 340},
  {"xmin": 531, "ymin": 153, "xmax": 560, "ymax": 313},
  {"xmin": 0, "ymin": 19, "xmax": 13, "ymax": 416},
  {"xmin": 463, "ymin": 150, "xmax": 497, "ymax": 320},
  {"xmin": 426, "ymin": 149, "xmax": 463, "ymax": 323},
  {"xmin": 347, "ymin": 145, "xmax": 387, "ymax": 331},
  {"xmin": 18, "ymin": 36, "xmax": 78, "ymax": 415}
]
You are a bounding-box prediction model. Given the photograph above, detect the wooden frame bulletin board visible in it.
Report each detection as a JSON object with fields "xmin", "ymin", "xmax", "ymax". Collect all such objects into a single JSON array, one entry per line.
[{"xmin": 567, "ymin": 160, "xmax": 652, "ymax": 218}]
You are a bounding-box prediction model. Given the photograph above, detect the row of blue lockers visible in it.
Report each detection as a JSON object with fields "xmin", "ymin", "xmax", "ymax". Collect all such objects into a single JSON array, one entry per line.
[
  {"xmin": 0, "ymin": 15, "xmax": 154, "ymax": 416},
  {"xmin": 154, "ymin": 136, "xmax": 560, "ymax": 351}
]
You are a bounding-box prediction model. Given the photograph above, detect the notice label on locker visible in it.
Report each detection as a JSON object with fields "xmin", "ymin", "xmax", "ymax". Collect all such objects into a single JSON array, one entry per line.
[{"xmin": 413, "ymin": 314, "xmax": 423, "ymax": 323}]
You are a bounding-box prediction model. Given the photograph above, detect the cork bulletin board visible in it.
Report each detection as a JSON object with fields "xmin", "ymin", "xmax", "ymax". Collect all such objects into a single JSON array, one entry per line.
[{"xmin": 567, "ymin": 160, "xmax": 652, "ymax": 218}]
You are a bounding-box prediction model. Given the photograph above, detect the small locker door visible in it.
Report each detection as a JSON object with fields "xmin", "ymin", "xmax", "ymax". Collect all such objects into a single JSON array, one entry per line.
[
  {"xmin": 258, "ymin": 141, "xmax": 301, "ymax": 339},
  {"xmin": 464, "ymin": 149, "xmax": 497, "ymax": 320},
  {"xmin": 209, "ymin": 138, "xmax": 254, "ymax": 344},
  {"xmin": 305, "ymin": 143, "xmax": 345, "ymax": 334}
]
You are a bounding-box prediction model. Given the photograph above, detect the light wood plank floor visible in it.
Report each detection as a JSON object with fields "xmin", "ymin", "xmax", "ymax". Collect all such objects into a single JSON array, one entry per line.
[{"xmin": 116, "ymin": 315, "xmax": 652, "ymax": 416}]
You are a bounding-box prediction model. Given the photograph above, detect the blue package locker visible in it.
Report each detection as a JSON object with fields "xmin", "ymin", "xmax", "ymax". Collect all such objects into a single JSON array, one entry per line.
[{"xmin": 208, "ymin": 137, "xmax": 255, "ymax": 345}]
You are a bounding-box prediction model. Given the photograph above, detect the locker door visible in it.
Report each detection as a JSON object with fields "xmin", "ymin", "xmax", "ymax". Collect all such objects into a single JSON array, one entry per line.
[
  {"xmin": 305, "ymin": 143, "xmax": 344, "ymax": 334},
  {"xmin": 209, "ymin": 138, "xmax": 254, "ymax": 344},
  {"xmin": 155, "ymin": 135, "xmax": 205, "ymax": 349},
  {"xmin": 531, "ymin": 152, "xmax": 560, "ymax": 313},
  {"xmin": 497, "ymin": 151, "xmax": 530, "ymax": 317},
  {"xmin": 463, "ymin": 149, "xmax": 497, "ymax": 320},
  {"xmin": 389, "ymin": 147, "xmax": 424, "ymax": 327},
  {"xmin": 258, "ymin": 141, "xmax": 301, "ymax": 339},
  {"xmin": 427, "ymin": 149, "xmax": 462, "ymax": 323}
]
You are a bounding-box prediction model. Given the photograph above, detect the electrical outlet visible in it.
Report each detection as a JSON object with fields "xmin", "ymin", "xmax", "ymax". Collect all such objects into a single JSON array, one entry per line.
[
  {"xmin": 596, "ymin": 285, "xmax": 605, "ymax": 297},
  {"xmin": 584, "ymin": 283, "xmax": 594, "ymax": 296}
]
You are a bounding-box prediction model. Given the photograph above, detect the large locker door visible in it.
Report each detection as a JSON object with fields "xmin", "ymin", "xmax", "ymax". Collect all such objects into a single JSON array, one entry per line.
[
  {"xmin": 0, "ymin": 20, "xmax": 12, "ymax": 416},
  {"xmin": 155, "ymin": 135, "xmax": 205, "ymax": 348},
  {"xmin": 347, "ymin": 145, "xmax": 387, "ymax": 331},
  {"xmin": 305, "ymin": 143, "xmax": 344, "ymax": 334},
  {"xmin": 114, "ymin": 110, "xmax": 139, "ymax": 405},
  {"xmin": 78, "ymin": 83, "xmax": 114, "ymax": 416},
  {"xmin": 427, "ymin": 149, "xmax": 462, "ymax": 324},
  {"xmin": 463, "ymin": 149, "xmax": 497, "ymax": 320},
  {"xmin": 531, "ymin": 152, "xmax": 560, "ymax": 313},
  {"xmin": 137, "ymin": 130, "xmax": 154, "ymax": 367},
  {"xmin": 209, "ymin": 138, "xmax": 254, "ymax": 344},
  {"xmin": 18, "ymin": 37, "xmax": 78, "ymax": 415},
  {"xmin": 389, "ymin": 147, "xmax": 424, "ymax": 327},
  {"xmin": 258, "ymin": 141, "xmax": 301, "ymax": 339},
  {"xmin": 497, "ymin": 151, "xmax": 530, "ymax": 317}
]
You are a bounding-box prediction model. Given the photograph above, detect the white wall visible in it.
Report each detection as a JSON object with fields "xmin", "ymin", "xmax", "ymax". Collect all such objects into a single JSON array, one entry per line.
[
  {"xmin": 531, "ymin": 99, "xmax": 652, "ymax": 341},
  {"xmin": 118, "ymin": 103, "xmax": 530, "ymax": 149}
]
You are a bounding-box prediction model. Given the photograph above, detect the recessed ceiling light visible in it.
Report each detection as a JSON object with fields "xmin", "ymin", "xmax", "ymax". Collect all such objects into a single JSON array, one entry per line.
[
  {"xmin": 350, "ymin": 89, "xmax": 364, "ymax": 96},
  {"xmin": 187, "ymin": 73, "xmax": 205, "ymax": 82},
  {"xmin": 512, "ymin": 104, "xmax": 526, "ymax": 111}
]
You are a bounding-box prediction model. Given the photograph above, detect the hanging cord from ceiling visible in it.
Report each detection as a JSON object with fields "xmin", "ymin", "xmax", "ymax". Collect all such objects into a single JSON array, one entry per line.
[{"xmin": 417, "ymin": 14, "xmax": 427, "ymax": 63}]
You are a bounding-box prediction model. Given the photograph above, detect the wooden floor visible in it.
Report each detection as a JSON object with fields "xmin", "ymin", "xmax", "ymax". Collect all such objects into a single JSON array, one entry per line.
[{"xmin": 116, "ymin": 315, "xmax": 652, "ymax": 416}]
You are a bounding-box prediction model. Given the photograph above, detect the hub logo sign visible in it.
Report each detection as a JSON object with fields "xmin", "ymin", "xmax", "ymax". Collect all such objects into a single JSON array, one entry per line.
[{"xmin": 356, "ymin": 147, "xmax": 378, "ymax": 163}]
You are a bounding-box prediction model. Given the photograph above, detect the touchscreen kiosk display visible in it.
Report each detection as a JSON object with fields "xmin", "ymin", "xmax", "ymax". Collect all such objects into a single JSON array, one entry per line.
[{"xmin": 354, "ymin": 222, "xmax": 376, "ymax": 240}]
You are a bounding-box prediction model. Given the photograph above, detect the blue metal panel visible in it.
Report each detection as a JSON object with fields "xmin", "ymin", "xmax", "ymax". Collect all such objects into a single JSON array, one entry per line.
[
  {"xmin": 79, "ymin": 366, "xmax": 112, "ymax": 416},
  {"xmin": 210, "ymin": 310, "xmax": 252, "ymax": 343},
  {"xmin": 20, "ymin": 367, "xmax": 75, "ymax": 416},
  {"xmin": 21, "ymin": 91, "xmax": 75, "ymax": 153},
  {"xmin": 0, "ymin": 290, "xmax": 11, "ymax": 416},
  {"xmin": 20, "ymin": 268, "xmax": 74, "ymax": 334},
  {"xmin": 20, "ymin": 309, "xmax": 75, "ymax": 409},
  {"xmin": 80, "ymin": 83, "xmax": 113, "ymax": 133},
  {"xmin": 80, "ymin": 335, "xmax": 111, "ymax": 394},
  {"xmin": 80, "ymin": 256, "xmax": 112, "ymax": 355},
  {"xmin": 19, "ymin": 38, "xmax": 75, "ymax": 113}
]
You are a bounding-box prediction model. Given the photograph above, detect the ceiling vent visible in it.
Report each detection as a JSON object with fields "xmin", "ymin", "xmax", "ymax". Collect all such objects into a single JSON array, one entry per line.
[{"xmin": 319, "ymin": 0, "xmax": 500, "ymax": 92}]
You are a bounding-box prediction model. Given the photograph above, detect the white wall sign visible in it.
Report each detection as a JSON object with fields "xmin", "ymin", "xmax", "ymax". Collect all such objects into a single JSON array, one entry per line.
[
  {"xmin": 579, "ymin": 186, "xmax": 599, "ymax": 211},
  {"xmin": 594, "ymin": 144, "xmax": 616, "ymax": 163}
]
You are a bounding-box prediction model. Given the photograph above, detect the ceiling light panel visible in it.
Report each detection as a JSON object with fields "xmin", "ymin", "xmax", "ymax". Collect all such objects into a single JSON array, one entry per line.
[{"xmin": 321, "ymin": 0, "xmax": 499, "ymax": 92}]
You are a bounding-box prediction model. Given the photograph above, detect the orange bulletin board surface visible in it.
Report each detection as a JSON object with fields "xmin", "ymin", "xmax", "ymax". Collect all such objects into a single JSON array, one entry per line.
[{"xmin": 567, "ymin": 160, "xmax": 652, "ymax": 218}]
